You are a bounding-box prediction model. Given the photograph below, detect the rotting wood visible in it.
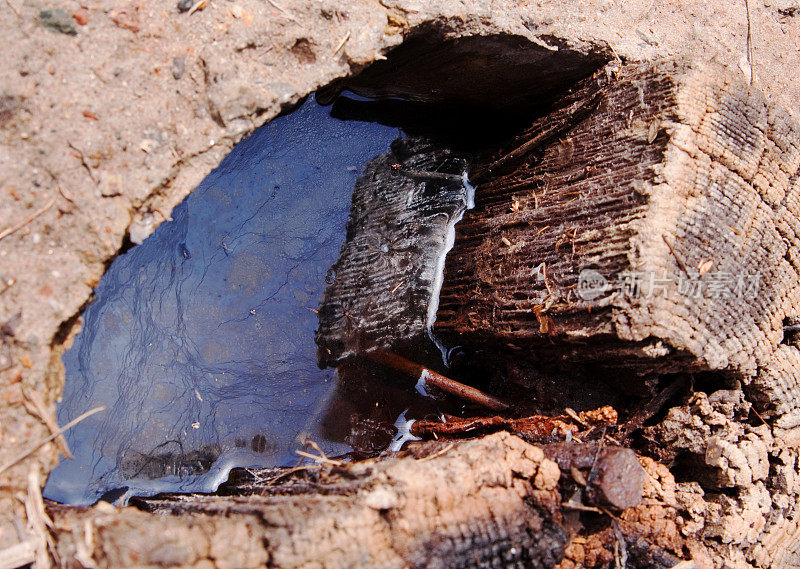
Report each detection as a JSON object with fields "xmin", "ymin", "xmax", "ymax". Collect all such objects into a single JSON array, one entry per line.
[
  {"xmin": 432, "ymin": 59, "xmax": 800, "ymax": 424},
  {"xmin": 541, "ymin": 442, "xmax": 644, "ymax": 511},
  {"xmin": 470, "ymin": 92, "xmax": 603, "ymax": 182},
  {"xmin": 428, "ymin": 60, "xmax": 800, "ymax": 565},
  {"xmin": 316, "ymin": 58, "xmax": 800, "ymax": 567},
  {"xmin": 619, "ymin": 375, "xmax": 690, "ymax": 440},
  {"xmin": 410, "ymin": 413, "xmax": 578, "ymax": 440},
  {"xmin": 41, "ymin": 59, "xmax": 800, "ymax": 569},
  {"xmin": 410, "ymin": 412, "xmax": 643, "ymax": 511},
  {"xmin": 408, "ymin": 406, "xmax": 618, "ymax": 442},
  {"xmin": 48, "ymin": 433, "xmax": 575, "ymax": 569},
  {"xmin": 407, "ymin": 410, "xmax": 643, "ymax": 511},
  {"xmin": 47, "ymin": 433, "xmax": 690, "ymax": 569}
]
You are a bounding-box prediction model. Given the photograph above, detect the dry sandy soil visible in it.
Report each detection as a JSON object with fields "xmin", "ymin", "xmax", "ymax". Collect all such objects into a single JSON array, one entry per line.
[{"xmin": 1, "ymin": 0, "xmax": 800, "ymax": 565}]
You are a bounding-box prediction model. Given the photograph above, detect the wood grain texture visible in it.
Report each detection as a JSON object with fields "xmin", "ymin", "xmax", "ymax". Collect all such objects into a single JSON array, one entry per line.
[
  {"xmin": 316, "ymin": 137, "xmax": 473, "ymax": 365},
  {"xmin": 49, "ymin": 433, "xmax": 570, "ymax": 569},
  {"xmin": 433, "ymin": 59, "xmax": 800, "ymax": 426}
]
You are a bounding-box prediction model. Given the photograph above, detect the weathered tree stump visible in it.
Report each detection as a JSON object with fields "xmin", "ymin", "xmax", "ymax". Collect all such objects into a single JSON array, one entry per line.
[
  {"xmin": 308, "ymin": 58, "xmax": 800, "ymax": 568},
  {"xmin": 42, "ymin": 60, "xmax": 800, "ymax": 569}
]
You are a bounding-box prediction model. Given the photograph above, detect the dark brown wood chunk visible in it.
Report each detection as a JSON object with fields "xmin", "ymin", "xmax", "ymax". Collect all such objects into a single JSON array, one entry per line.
[{"xmin": 542, "ymin": 442, "xmax": 644, "ymax": 511}]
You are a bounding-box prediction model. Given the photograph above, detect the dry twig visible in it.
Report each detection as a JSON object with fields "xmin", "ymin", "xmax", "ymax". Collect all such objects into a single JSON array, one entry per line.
[
  {"xmin": 612, "ymin": 519, "xmax": 628, "ymax": 569},
  {"xmin": 187, "ymin": 0, "xmax": 206, "ymax": 15},
  {"xmin": 22, "ymin": 388, "xmax": 73, "ymax": 459},
  {"xmin": 366, "ymin": 349, "xmax": 510, "ymax": 412},
  {"xmin": 0, "ymin": 540, "xmax": 36, "ymax": 569},
  {"xmin": 564, "ymin": 407, "xmax": 590, "ymax": 428},
  {"xmin": 57, "ymin": 184, "xmax": 75, "ymax": 204},
  {"xmin": 333, "ymin": 31, "xmax": 351, "ymax": 55},
  {"xmin": 266, "ymin": 0, "xmax": 298, "ymax": 22},
  {"xmin": 0, "ymin": 278, "xmax": 16, "ymax": 295},
  {"xmin": 67, "ymin": 143, "xmax": 98, "ymax": 184},
  {"xmin": 0, "ymin": 196, "xmax": 57, "ymax": 242},
  {"xmin": 24, "ymin": 468, "xmax": 54, "ymax": 569},
  {"xmin": 264, "ymin": 465, "xmax": 314, "ymax": 487},
  {"xmin": 745, "ymin": 0, "xmax": 755, "ymax": 85},
  {"xmin": 662, "ymin": 235, "xmax": 690, "ymax": 276},
  {"xmin": 294, "ymin": 449, "xmax": 343, "ymax": 466},
  {"xmin": 4, "ymin": 0, "xmax": 22, "ymax": 18},
  {"xmin": 0, "ymin": 406, "xmax": 105, "ymax": 476},
  {"xmin": 417, "ymin": 442, "xmax": 455, "ymax": 462}
]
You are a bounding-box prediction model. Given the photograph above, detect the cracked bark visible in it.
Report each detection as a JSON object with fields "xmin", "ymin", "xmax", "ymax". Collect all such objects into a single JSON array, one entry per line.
[{"xmin": 48, "ymin": 433, "xmax": 569, "ymax": 569}]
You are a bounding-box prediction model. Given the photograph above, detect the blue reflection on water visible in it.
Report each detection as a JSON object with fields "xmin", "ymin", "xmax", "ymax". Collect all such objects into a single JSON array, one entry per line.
[{"xmin": 44, "ymin": 96, "xmax": 400, "ymax": 505}]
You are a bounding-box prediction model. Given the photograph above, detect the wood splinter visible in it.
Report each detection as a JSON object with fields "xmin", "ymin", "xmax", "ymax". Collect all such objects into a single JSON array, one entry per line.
[{"xmin": 365, "ymin": 349, "xmax": 510, "ymax": 412}]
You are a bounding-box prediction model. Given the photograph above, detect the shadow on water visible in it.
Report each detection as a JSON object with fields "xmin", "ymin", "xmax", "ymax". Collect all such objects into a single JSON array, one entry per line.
[{"xmin": 44, "ymin": 94, "xmax": 523, "ymax": 506}]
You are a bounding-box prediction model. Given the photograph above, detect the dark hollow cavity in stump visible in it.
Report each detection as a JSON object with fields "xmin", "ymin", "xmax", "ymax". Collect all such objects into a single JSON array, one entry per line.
[
  {"xmin": 46, "ymin": 33, "xmax": 624, "ymax": 508},
  {"xmin": 45, "ymin": 91, "xmax": 537, "ymax": 506}
]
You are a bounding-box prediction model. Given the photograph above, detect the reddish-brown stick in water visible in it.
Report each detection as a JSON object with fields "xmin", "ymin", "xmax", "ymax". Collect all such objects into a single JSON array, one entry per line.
[{"xmin": 365, "ymin": 349, "xmax": 510, "ymax": 412}]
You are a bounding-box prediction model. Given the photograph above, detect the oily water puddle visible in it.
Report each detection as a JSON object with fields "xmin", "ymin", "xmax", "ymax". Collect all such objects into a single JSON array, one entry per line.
[{"xmin": 44, "ymin": 94, "xmax": 524, "ymax": 505}]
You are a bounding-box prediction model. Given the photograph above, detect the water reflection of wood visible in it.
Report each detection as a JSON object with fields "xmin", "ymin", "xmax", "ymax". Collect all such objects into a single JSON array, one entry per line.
[
  {"xmin": 44, "ymin": 98, "xmax": 404, "ymax": 505},
  {"xmin": 315, "ymin": 137, "xmax": 473, "ymax": 367}
]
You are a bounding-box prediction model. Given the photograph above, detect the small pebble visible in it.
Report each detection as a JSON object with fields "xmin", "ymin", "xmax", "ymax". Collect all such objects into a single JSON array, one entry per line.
[
  {"xmin": 40, "ymin": 8, "xmax": 77, "ymax": 35},
  {"xmin": 171, "ymin": 56, "xmax": 185, "ymax": 80},
  {"xmin": 177, "ymin": 0, "xmax": 194, "ymax": 12},
  {"xmin": 72, "ymin": 9, "xmax": 89, "ymax": 25}
]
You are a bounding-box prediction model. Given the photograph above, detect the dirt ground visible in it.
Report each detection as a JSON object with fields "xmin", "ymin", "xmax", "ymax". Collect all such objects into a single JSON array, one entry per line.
[{"xmin": 1, "ymin": 0, "xmax": 799, "ymax": 564}]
